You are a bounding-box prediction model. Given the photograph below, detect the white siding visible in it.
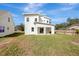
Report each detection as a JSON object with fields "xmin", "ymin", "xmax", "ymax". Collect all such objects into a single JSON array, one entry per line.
[
  {"xmin": 24, "ymin": 14, "xmax": 54, "ymax": 35},
  {"xmin": 0, "ymin": 11, "xmax": 15, "ymax": 37},
  {"xmin": 40, "ymin": 16, "xmax": 50, "ymax": 24},
  {"xmin": 25, "ymin": 15, "xmax": 39, "ymax": 35}
]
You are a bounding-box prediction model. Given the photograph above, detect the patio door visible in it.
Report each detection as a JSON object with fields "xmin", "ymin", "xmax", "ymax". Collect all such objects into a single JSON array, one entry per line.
[{"xmin": 40, "ymin": 28, "xmax": 44, "ymax": 33}]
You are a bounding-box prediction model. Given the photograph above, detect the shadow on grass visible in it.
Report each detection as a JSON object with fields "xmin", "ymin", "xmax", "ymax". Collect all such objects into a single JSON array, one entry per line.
[{"xmin": 1, "ymin": 32, "xmax": 24, "ymax": 38}]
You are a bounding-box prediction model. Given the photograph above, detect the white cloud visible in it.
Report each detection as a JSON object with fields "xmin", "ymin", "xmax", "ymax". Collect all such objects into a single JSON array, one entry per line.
[
  {"xmin": 59, "ymin": 3, "xmax": 78, "ymax": 6},
  {"xmin": 24, "ymin": 3, "xmax": 42, "ymax": 11},
  {"xmin": 24, "ymin": 3, "xmax": 45, "ymax": 13},
  {"xmin": 60, "ymin": 3, "xmax": 77, "ymax": 11},
  {"xmin": 11, "ymin": 13, "xmax": 24, "ymax": 25},
  {"xmin": 46, "ymin": 3, "xmax": 77, "ymax": 16},
  {"xmin": 1, "ymin": 3, "xmax": 45, "ymax": 13},
  {"xmin": 11, "ymin": 13, "xmax": 19, "ymax": 18},
  {"xmin": 1, "ymin": 4, "xmax": 24, "ymax": 12},
  {"xmin": 59, "ymin": 7, "xmax": 74, "ymax": 11}
]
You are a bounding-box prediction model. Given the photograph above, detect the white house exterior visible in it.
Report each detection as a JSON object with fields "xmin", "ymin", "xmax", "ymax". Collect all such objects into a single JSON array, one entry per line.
[
  {"xmin": 24, "ymin": 14, "xmax": 55, "ymax": 35},
  {"xmin": 0, "ymin": 11, "xmax": 15, "ymax": 37}
]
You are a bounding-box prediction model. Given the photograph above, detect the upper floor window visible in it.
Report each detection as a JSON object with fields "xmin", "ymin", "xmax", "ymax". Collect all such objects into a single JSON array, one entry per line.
[
  {"xmin": 49, "ymin": 22, "xmax": 51, "ymax": 24},
  {"xmin": 31, "ymin": 27, "xmax": 34, "ymax": 32},
  {"xmin": 47, "ymin": 21, "xmax": 49, "ymax": 23},
  {"xmin": 35, "ymin": 18, "xmax": 37, "ymax": 22},
  {"xmin": 8, "ymin": 17, "xmax": 10, "ymax": 22},
  {"xmin": 27, "ymin": 18, "xmax": 29, "ymax": 22},
  {"xmin": 7, "ymin": 27, "xmax": 9, "ymax": 30},
  {"xmin": 0, "ymin": 26, "xmax": 5, "ymax": 33}
]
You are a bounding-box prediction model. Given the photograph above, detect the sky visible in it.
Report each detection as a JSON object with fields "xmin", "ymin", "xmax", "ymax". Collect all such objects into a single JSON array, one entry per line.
[{"xmin": 0, "ymin": 3, "xmax": 79, "ymax": 25}]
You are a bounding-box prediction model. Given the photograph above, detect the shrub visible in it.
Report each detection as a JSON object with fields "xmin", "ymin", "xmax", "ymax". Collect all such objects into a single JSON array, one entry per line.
[
  {"xmin": 49, "ymin": 31, "xmax": 51, "ymax": 34},
  {"xmin": 75, "ymin": 29, "xmax": 79, "ymax": 34}
]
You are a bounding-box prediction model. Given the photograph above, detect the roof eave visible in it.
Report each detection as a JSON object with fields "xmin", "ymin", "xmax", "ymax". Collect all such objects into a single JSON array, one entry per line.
[{"xmin": 34, "ymin": 22, "xmax": 54, "ymax": 26}]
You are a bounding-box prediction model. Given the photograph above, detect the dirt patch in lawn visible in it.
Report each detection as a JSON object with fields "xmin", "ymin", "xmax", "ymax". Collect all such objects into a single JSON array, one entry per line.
[
  {"xmin": 71, "ymin": 39, "xmax": 79, "ymax": 45},
  {"xmin": 0, "ymin": 32, "xmax": 23, "ymax": 48},
  {"xmin": 0, "ymin": 37, "xmax": 16, "ymax": 48}
]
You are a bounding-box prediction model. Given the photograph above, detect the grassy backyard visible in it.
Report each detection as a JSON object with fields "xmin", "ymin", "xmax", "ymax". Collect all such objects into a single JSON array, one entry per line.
[{"xmin": 0, "ymin": 33, "xmax": 79, "ymax": 56}]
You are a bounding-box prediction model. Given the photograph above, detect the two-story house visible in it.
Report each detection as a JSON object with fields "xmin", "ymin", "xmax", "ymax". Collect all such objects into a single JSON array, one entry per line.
[
  {"xmin": 24, "ymin": 14, "xmax": 55, "ymax": 35},
  {"xmin": 0, "ymin": 10, "xmax": 15, "ymax": 37}
]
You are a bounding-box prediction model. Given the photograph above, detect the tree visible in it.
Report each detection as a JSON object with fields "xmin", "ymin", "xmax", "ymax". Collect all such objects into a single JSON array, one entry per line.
[
  {"xmin": 75, "ymin": 29, "xmax": 79, "ymax": 34},
  {"xmin": 55, "ymin": 18, "xmax": 79, "ymax": 30},
  {"xmin": 67, "ymin": 18, "xmax": 79, "ymax": 26},
  {"xmin": 15, "ymin": 23, "xmax": 24, "ymax": 31},
  {"xmin": 55, "ymin": 22, "xmax": 67, "ymax": 30}
]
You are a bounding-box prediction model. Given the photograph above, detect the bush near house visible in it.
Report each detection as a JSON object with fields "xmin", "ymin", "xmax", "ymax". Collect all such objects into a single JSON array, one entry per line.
[
  {"xmin": 76, "ymin": 29, "xmax": 79, "ymax": 34},
  {"xmin": 49, "ymin": 31, "xmax": 51, "ymax": 34}
]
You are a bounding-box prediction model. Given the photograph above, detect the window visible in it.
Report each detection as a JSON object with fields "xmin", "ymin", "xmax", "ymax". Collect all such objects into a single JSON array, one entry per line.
[
  {"xmin": 0, "ymin": 26, "xmax": 5, "ymax": 33},
  {"xmin": 27, "ymin": 18, "xmax": 29, "ymax": 22},
  {"xmin": 31, "ymin": 27, "xmax": 34, "ymax": 32},
  {"xmin": 49, "ymin": 22, "xmax": 51, "ymax": 24},
  {"xmin": 35, "ymin": 18, "xmax": 37, "ymax": 22},
  {"xmin": 7, "ymin": 27, "xmax": 9, "ymax": 30},
  {"xmin": 47, "ymin": 21, "xmax": 49, "ymax": 23},
  {"xmin": 40, "ymin": 28, "xmax": 44, "ymax": 33},
  {"xmin": 8, "ymin": 17, "xmax": 10, "ymax": 22}
]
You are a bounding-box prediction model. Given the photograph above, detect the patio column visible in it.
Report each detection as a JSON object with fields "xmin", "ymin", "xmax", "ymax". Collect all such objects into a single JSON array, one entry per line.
[{"xmin": 44, "ymin": 27, "xmax": 46, "ymax": 34}]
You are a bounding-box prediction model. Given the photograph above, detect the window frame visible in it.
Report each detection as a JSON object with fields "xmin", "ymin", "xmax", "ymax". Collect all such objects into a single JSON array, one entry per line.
[
  {"xmin": 27, "ymin": 17, "xmax": 29, "ymax": 22},
  {"xmin": 35, "ymin": 18, "xmax": 37, "ymax": 22},
  {"xmin": 8, "ymin": 17, "xmax": 10, "ymax": 22},
  {"xmin": 0, "ymin": 26, "xmax": 5, "ymax": 33},
  {"xmin": 7, "ymin": 27, "xmax": 9, "ymax": 30},
  {"xmin": 47, "ymin": 21, "xmax": 49, "ymax": 23},
  {"xmin": 31, "ymin": 27, "xmax": 34, "ymax": 32}
]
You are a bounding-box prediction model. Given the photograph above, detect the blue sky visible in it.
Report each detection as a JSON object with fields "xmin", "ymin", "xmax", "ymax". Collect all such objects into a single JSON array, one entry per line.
[{"xmin": 0, "ymin": 3, "xmax": 79, "ymax": 25}]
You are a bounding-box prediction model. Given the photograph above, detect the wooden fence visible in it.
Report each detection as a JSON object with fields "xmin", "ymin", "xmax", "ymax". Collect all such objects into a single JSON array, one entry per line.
[{"xmin": 55, "ymin": 30, "xmax": 76, "ymax": 35}]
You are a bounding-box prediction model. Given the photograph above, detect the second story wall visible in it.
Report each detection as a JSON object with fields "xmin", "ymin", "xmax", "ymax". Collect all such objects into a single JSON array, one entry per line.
[
  {"xmin": 24, "ymin": 15, "xmax": 39, "ymax": 34},
  {"xmin": 0, "ymin": 11, "xmax": 15, "ymax": 36},
  {"xmin": 40, "ymin": 16, "xmax": 51, "ymax": 24},
  {"xmin": 24, "ymin": 14, "xmax": 51, "ymax": 25},
  {"xmin": 25, "ymin": 15, "xmax": 39, "ymax": 25}
]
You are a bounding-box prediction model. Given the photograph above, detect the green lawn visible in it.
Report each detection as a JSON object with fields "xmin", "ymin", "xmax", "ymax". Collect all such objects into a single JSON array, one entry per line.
[{"xmin": 0, "ymin": 33, "xmax": 79, "ymax": 56}]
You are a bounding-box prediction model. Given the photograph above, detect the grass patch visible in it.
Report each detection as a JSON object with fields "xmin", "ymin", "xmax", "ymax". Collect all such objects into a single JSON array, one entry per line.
[
  {"xmin": 0, "ymin": 33, "xmax": 79, "ymax": 55},
  {"xmin": 0, "ymin": 44, "xmax": 24, "ymax": 56}
]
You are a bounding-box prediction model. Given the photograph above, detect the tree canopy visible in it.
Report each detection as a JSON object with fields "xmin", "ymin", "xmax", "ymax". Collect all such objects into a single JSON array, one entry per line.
[
  {"xmin": 15, "ymin": 23, "xmax": 24, "ymax": 31},
  {"xmin": 55, "ymin": 18, "xmax": 79, "ymax": 30}
]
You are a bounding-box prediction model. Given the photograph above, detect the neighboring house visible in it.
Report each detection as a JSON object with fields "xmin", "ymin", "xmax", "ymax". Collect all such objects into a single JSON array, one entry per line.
[
  {"xmin": 68, "ymin": 24, "xmax": 79, "ymax": 30},
  {"xmin": 0, "ymin": 11, "xmax": 15, "ymax": 37},
  {"xmin": 24, "ymin": 14, "xmax": 55, "ymax": 35}
]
